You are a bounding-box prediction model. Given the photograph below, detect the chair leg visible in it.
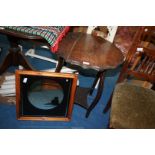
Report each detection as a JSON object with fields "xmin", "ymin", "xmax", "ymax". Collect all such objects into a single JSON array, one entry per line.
[{"xmin": 86, "ymin": 71, "xmax": 105, "ymax": 118}]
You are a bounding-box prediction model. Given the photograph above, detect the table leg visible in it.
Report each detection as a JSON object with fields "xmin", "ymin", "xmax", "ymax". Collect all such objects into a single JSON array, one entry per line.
[
  {"xmin": 89, "ymin": 71, "xmax": 101, "ymax": 95},
  {"xmin": 0, "ymin": 46, "xmax": 34, "ymax": 74},
  {"xmin": 17, "ymin": 48, "xmax": 34, "ymax": 70},
  {"xmin": 86, "ymin": 71, "xmax": 105, "ymax": 118},
  {"xmin": 0, "ymin": 35, "xmax": 35, "ymax": 74},
  {"xmin": 0, "ymin": 50, "xmax": 12, "ymax": 74},
  {"xmin": 103, "ymin": 91, "xmax": 113, "ymax": 113},
  {"xmin": 55, "ymin": 57, "xmax": 65, "ymax": 72}
]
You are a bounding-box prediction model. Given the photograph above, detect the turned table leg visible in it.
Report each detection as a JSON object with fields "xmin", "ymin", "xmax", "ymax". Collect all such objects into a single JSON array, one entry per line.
[{"xmin": 86, "ymin": 71, "xmax": 105, "ymax": 118}]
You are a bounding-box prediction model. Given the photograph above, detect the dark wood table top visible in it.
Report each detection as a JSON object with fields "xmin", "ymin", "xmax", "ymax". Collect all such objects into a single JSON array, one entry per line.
[
  {"xmin": 0, "ymin": 27, "xmax": 43, "ymax": 40},
  {"xmin": 58, "ymin": 32, "xmax": 124, "ymax": 71},
  {"xmin": 0, "ymin": 27, "xmax": 50, "ymax": 49}
]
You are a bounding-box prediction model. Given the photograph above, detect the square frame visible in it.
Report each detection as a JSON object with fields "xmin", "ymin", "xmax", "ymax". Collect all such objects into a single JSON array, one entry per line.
[{"xmin": 16, "ymin": 70, "xmax": 77, "ymax": 121}]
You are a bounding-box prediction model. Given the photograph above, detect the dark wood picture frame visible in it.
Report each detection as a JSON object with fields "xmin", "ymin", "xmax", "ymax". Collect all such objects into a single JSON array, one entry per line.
[{"xmin": 16, "ymin": 70, "xmax": 77, "ymax": 121}]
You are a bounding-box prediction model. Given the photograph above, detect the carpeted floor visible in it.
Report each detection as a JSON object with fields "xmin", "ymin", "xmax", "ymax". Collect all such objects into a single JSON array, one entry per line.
[{"xmin": 0, "ymin": 34, "xmax": 121, "ymax": 129}]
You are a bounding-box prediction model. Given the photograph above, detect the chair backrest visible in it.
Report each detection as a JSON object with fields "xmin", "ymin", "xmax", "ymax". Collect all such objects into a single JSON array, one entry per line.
[
  {"xmin": 127, "ymin": 47, "xmax": 155, "ymax": 83},
  {"xmin": 117, "ymin": 26, "xmax": 155, "ymax": 85}
]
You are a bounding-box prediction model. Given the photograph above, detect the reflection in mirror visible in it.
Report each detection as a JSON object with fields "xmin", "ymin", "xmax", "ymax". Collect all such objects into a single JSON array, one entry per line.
[{"xmin": 28, "ymin": 79, "xmax": 64, "ymax": 110}]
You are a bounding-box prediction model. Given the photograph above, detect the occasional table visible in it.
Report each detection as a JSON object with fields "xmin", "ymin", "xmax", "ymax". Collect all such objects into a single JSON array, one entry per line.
[
  {"xmin": 56, "ymin": 32, "xmax": 124, "ymax": 117},
  {"xmin": 0, "ymin": 26, "xmax": 69, "ymax": 74},
  {"xmin": 0, "ymin": 28, "xmax": 46, "ymax": 74}
]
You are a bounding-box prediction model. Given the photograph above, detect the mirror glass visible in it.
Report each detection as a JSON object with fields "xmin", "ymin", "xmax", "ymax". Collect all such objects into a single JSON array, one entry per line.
[{"xmin": 28, "ymin": 79, "xmax": 64, "ymax": 110}]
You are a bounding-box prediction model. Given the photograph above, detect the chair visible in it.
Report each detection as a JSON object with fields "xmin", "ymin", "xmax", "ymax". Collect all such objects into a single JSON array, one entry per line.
[
  {"xmin": 108, "ymin": 27, "xmax": 155, "ymax": 128},
  {"xmin": 103, "ymin": 26, "xmax": 155, "ymax": 113}
]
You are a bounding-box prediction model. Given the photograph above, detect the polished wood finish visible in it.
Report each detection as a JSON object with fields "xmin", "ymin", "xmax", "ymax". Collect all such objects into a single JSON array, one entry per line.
[
  {"xmin": 103, "ymin": 26, "xmax": 155, "ymax": 113},
  {"xmin": 86, "ymin": 71, "xmax": 105, "ymax": 118},
  {"xmin": 57, "ymin": 32, "xmax": 124, "ymax": 71},
  {"xmin": 55, "ymin": 57, "xmax": 65, "ymax": 72},
  {"xmin": 103, "ymin": 27, "xmax": 145, "ymax": 113},
  {"xmin": 119, "ymin": 28, "xmax": 144, "ymax": 79},
  {"xmin": 15, "ymin": 70, "xmax": 77, "ymax": 121},
  {"xmin": 89, "ymin": 71, "xmax": 103, "ymax": 95},
  {"xmin": 0, "ymin": 45, "xmax": 34, "ymax": 74},
  {"xmin": 108, "ymin": 27, "xmax": 155, "ymax": 128},
  {"xmin": 56, "ymin": 32, "xmax": 124, "ymax": 117},
  {"xmin": 0, "ymin": 28, "xmax": 43, "ymax": 40},
  {"xmin": 117, "ymin": 26, "xmax": 154, "ymax": 83},
  {"xmin": 0, "ymin": 28, "xmax": 48, "ymax": 74}
]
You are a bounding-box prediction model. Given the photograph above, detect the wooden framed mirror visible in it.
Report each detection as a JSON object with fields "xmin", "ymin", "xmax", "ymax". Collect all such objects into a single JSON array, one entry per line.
[{"xmin": 15, "ymin": 70, "xmax": 77, "ymax": 121}]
